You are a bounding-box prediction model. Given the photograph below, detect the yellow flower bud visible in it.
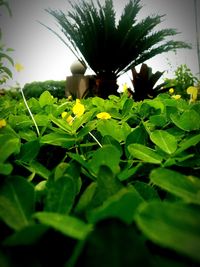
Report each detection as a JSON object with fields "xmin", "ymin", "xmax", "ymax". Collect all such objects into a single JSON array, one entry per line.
[
  {"xmin": 0, "ymin": 119, "xmax": 6, "ymax": 128},
  {"xmin": 15, "ymin": 62, "xmax": 24, "ymax": 72},
  {"xmin": 169, "ymin": 88, "xmax": 174, "ymax": 94},
  {"xmin": 172, "ymin": 94, "xmax": 181, "ymax": 100},
  {"xmin": 96, "ymin": 112, "xmax": 111, "ymax": 120}
]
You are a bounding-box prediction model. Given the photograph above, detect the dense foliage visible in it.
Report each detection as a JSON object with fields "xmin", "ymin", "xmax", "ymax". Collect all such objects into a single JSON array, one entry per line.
[
  {"xmin": 0, "ymin": 89, "xmax": 200, "ymax": 267},
  {"xmin": 23, "ymin": 80, "xmax": 66, "ymax": 99}
]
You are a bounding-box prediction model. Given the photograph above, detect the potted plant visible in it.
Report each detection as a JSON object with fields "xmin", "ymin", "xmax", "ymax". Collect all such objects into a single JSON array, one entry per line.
[{"xmin": 43, "ymin": 0, "xmax": 190, "ymax": 99}]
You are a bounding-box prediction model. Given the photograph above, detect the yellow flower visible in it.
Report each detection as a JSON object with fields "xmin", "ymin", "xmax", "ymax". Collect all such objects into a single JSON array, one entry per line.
[
  {"xmin": 61, "ymin": 112, "xmax": 73, "ymax": 125},
  {"xmin": 67, "ymin": 95, "xmax": 72, "ymax": 101},
  {"xmin": 169, "ymin": 88, "xmax": 174, "ymax": 94},
  {"xmin": 123, "ymin": 83, "xmax": 128, "ymax": 92},
  {"xmin": 0, "ymin": 119, "xmax": 6, "ymax": 128},
  {"xmin": 187, "ymin": 86, "xmax": 198, "ymax": 103},
  {"xmin": 61, "ymin": 112, "xmax": 67, "ymax": 119},
  {"xmin": 15, "ymin": 62, "xmax": 24, "ymax": 72},
  {"xmin": 66, "ymin": 115, "xmax": 74, "ymax": 125},
  {"xmin": 96, "ymin": 112, "xmax": 111, "ymax": 120},
  {"xmin": 172, "ymin": 94, "xmax": 181, "ymax": 100},
  {"xmin": 72, "ymin": 99, "xmax": 85, "ymax": 117}
]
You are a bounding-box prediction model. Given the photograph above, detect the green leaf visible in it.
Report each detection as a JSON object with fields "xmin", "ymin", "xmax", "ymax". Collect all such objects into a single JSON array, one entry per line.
[
  {"xmin": 16, "ymin": 160, "xmax": 50, "ymax": 180},
  {"xmin": 90, "ymin": 166, "xmax": 123, "ymax": 209},
  {"xmin": 149, "ymin": 114, "xmax": 167, "ymax": 127},
  {"xmin": 88, "ymin": 145, "xmax": 121, "ymax": 175},
  {"xmin": 39, "ymin": 90, "xmax": 54, "ymax": 107},
  {"xmin": 34, "ymin": 212, "xmax": 92, "ymax": 240},
  {"xmin": 34, "ymin": 114, "xmax": 50, "ymax": 127},
  {"xmin": 0, "ymin": 163, "xmax": 13, "ymax": 175},
  {"xmin": 150, "ymin": 130, "xmax": 177, "ymax": 154},
  {"xmin": 75, "ymin": 182, "xmax": 97, "ymax": 214},
  {"xmin": 132, "ymin": 181, "xmax": 160, "ymax": 201},
  {"xmin": 150, "ymin": 168, "xmax": 200, "ymax": 204},
  {"xmin": 0, "ymin": 176, "xmax": 35, "ymax": 230},
  {"xmin": 0, "ymin": 52, "xmax": 14, "ymax": 65},
  {"xmin": 17, "ymin": 140, "xmax": 40, "ymax": 162},
  {"xmin": 128, "ymin": 144, "xmax": 163, "ymax": 164},
  {"xmin": 45, "ymin": 175, "xmax": 76, "ymax": 214},
  {"xmin": 87, "ymin": 187, "xmax": 144, "ymax": 224},
  {"xmin": 40, "ymin": 132, "xmax": 75, "ymax": 148},
  {"xmin": 0, "ymin": 134, "xmax": 20, "ymax": 163},
  {"xmin": 136, "ymin": 201, "xmax": 200, "ymax": 262},
  {"xmin": 97, "ymin": 120, "xmax": 131, "ymax": 142},
  {"xmin": 175, "ymin": 133, "xmax": 200, "ymax": 155},
  {"xmin": 18, "ymin": 129, "xmax": 37, "ymax": 141},
  {"xmin": 171, "ymin": 110, "xmax": 200, "ymax": 131},
  {"xmin": 3, "ymin": 224, "xmax": 48, "ymax": 246},
  {"xmin": 1, "ymin": 66, "xmax": 12, "ymax": 78}
]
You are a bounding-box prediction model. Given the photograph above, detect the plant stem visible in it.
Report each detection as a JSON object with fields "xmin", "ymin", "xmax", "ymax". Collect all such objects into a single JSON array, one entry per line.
[{"xmin": 20, "ymin": 88, "xmax": 40, "ymax": 137}]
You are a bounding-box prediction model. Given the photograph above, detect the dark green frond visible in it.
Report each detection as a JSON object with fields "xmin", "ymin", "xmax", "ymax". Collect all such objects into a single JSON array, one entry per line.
[{"xmin": 45, "ymin": 0, "xmax": 191, "ymax": 82}]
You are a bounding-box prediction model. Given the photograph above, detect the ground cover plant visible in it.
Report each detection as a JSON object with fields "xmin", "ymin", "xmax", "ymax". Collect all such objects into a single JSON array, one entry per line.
[{"xmin": 0, "ymin": 87, "xmax": 200, "ymax": 267}]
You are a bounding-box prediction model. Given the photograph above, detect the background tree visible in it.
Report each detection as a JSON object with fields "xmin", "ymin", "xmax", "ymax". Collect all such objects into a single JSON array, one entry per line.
[{"xmin": 44, "ymin": 0, "xmax": 190, "ymax": 98}]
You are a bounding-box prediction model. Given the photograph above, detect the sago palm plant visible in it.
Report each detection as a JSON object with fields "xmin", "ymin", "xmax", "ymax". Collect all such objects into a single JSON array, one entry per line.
[{"xmin": 44, "ymin": 0, "xmax": 190, "ymax": 98}]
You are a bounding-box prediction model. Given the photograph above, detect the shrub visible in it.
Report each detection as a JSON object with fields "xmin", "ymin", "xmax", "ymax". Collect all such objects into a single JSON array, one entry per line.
[{"xmin": 23, "ymin": 80, "xmax": 66, "ymax": 99}]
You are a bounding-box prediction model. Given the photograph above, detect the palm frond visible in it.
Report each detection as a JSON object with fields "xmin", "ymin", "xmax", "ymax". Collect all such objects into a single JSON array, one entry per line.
[{"xmin": 45, "ymin": 0, "xmax": 191, "ymax": 80}]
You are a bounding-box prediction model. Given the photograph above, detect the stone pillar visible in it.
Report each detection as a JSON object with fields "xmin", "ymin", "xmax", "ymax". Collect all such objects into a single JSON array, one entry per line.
[{"xmin": 65, "ymin": 60, "xmax": 95, "ymax": 98}]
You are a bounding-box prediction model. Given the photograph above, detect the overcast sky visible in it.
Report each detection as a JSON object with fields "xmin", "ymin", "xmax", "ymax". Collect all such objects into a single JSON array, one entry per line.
[{"xmin": 1, "ymin": 0, "xmax": 199, "ymax": 88}]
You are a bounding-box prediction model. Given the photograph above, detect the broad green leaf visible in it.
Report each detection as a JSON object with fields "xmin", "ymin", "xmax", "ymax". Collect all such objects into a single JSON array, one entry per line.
[
  {"xmin": 0, "ymin": 163, "xmax": 13, "ymax": 175},
  {"xmin": 175, "ymin": 133, "xmax": 200, "ymax": 155},
  {"xmin": 126, "ymin": 126, "xmax": 148, "ymax": 145},
  {"xmin": 76, "ymin": 219, "xmax": 152, "ymax": 267},
  {"xmin": 171, "ymin": 110, "xmax": 200, "ymax": 131},
  {"xmin": 92, "ymin": 97, "xmax": 105, "ymax": 108},
  {"xmin": 17, "ymin": 140, "xmax": 40, "ymax": 162},
  {"xmin": 150, "ymin": 168, "xmax": 200, "ymax": 204},
  {"xmin": 102, "ymin": 135, "xmax": 122, "ymax": 155},
  {"xmin": 18, "ymin": 129, "xmax": 37, "ymax": 141},
  {"xmin": 97, "ymin": 120, "xmax": 131, "ymax": 142},
  {"xmin": 75, "ymin": 182, "xmax": 97, "ymax": 214},
  {"xmin": 39, "ymin": 90, "xmax": 54, "ymax": 107},
  {"xmin": 0, "ymin": 135, "xmax": 20, "ymax": 162},
  {"xmin": 45, "ymin": 176, "xmax": 76, "ymax": 214},
  {"xmin": 34, "ymin": 212, "xmax": 92, "ymax": 240},
  {"xmin": 145, "ymin": 99, "xmax": 165, "ymax": 113},
  {"xmin": 88, "ymin": 145, "xmax": 121, "ymax": 175},
  {"xmin": 132, "ymin": 181, "xmax": 160, "ymax": 201},
  {"xmin": 9, "ymin": 114, "xmax": 33, "ymax": 130},
  {"xmin": 122, "ymin": 98, "xmax": 134, "ymax": 118},
  {"xmin": 149, "ymin": 114, "xmax": 167, "ymax": 127},
  {"xmin": 40, "ymin": 132, "xmax": 75, "ymax": 148},
  {"xmin": 128, "ymin": 144, "xmax": 163, "ymax": 164},
  {"xmin": 150, "ymin": 130, "xmax": 177, "ymax": 154},
  {"xmin": 87, "ymin": 187, "xmax": 144, "ymax": 224},
  {"xmin": 90, "ymin": 166, "xmax": 123, "ymax": 209},
  {"xmin": 136, "ymin": 201, "xmax": 200, "ymax": 262},
  {"xmin": 34, "ymin": 114, "xmax": 50, "ymax": 127},
  {"xmin": 0, "ymin": 176, "xmax": 35, "ymax": 230},
  {"xmin": 3, "ymin": 224, "xmax": 48, "ymax": 246},
  {"xmin": 117, "ymin": 163, "xmax": 142, "ymax": 181}
]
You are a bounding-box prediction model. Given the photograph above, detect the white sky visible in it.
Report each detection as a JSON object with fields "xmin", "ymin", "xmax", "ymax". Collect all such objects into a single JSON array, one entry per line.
[{"xmin": 1, "ymin": 0, "xmax": 200, "ymax": 88}]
